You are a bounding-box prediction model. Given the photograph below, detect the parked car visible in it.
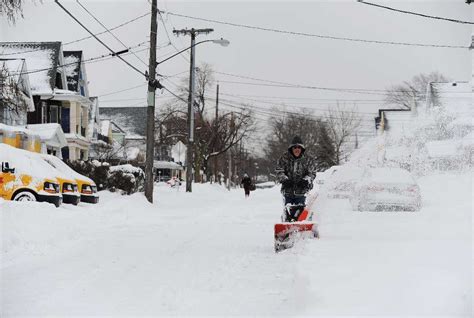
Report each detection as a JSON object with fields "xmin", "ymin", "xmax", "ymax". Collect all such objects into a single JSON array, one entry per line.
[
  {"xmin": 0, "ymin": 144, "xmax": 62, "ymax": 207},
  {"xmin": 51, "ymin": 173, "xmax": 80, "ymax": 205},
  {"xmin": 40, "ymin": 154, "xmax": 99, "ymax": 204},
  {"xmin": 324, "ymin": 166, "xmax": 364, "ymax": 199},
  {"xmin": 350, "ymin": 167, "xmax": 421, "ymax": 212}
]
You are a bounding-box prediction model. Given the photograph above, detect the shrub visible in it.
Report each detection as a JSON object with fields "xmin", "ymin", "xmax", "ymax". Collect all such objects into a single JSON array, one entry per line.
[{"xmin": 66, "ymin": 161, "xmax": 144, "ymax": 195}]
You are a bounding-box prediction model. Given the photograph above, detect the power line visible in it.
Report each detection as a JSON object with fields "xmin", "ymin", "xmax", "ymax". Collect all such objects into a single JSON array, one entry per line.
[
  {"xmin": 55, "ymin": 0, "xmax": 146, "ymax": 77},
  {"xmin": 76, "ymin": 0, "xmax": 149, "ymax": 68},
  {"xmin": 3, "ymin": 41, "xmax": 148, "ymax": 77},
  {"xmin": 156, "ymin": 3, "xmax": 190, "ymax": 64},
  {"xmin": 214, "ymin": 71, "xmax": 391, "ymax": 93},
  {"xmin": 164, "ymin": 10, "xmax": 468, "ymax": 49},
  {"xmin": 358, "ymin": 0, "xmax": 474, "ymax": 25},
  {"xmin": 98, "ymin": 83, "xmax": 147, "ymax": 97},
  {"xmin": 1, "ymin": 12, "xmax": 151, "ymax": 56}
]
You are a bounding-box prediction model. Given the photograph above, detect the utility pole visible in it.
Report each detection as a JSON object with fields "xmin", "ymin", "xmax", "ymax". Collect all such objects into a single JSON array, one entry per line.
[
  {"xmin": 227, "ymin": 112, "xmax": 234, "ymax": 191},
  {"xmin": 213, "ymin": 83, "xmax": 219, "ymax": 181},
  {"xmin": 173, "ymin": 28, "xmax": 214, "ymax": 192},
  {"xmin": 144, "ymin": 0, "xmax": 158, "ymax": 203}
]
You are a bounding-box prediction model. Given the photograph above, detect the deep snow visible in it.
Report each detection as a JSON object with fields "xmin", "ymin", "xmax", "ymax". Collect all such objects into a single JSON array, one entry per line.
[{"xmin": 1, "ymin": 171, "xmax": 472, "ymax": 317}]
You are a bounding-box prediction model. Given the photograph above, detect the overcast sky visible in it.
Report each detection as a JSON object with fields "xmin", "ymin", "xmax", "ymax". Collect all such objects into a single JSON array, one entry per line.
[{"xmin": 1, "ymin": 0, "xmax": 472, "ymax": 149}]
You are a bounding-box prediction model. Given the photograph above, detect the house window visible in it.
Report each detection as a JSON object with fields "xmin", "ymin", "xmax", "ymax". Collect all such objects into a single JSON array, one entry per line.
[
  {"xmin": 80, "ymin": 86, "xmax": 85, "ymax": 96},
  {"xmin": 50, "ymin": 105, "xmax": 59, "ymax": 123}
]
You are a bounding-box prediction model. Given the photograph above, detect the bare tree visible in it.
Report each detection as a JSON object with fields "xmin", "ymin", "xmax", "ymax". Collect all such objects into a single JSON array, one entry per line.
[
  {"xmin": 326, "ymin": 104, "xmax": 362, "ymax": 164},
  {"xmin": 0, "ymin": 0, "xmax": 24, "ymax": 23},
  {"xmin": 385, "ymin": 72, "xmax": 449, "ymax": 109},
  {"xmin": 162, "ymin": 64, "xmax": 257, "ymax": 182},
  {"xmin": 0, "ymin": 61, "xmax": 29, "ymax": 124},
  {"xmin": 264, "ymin": 109, "xmax": 320, "ymax": 159},
  {"xmin": 90, "ymin": 140, "xmax": 125, "ymax": 162}
]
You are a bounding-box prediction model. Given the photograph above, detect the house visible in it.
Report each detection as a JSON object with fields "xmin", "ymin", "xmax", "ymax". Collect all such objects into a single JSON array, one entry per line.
[
  {"xmin": 374, "ymin": 107, "xmax": 412, "ymax": 133},
  {"xmin": 153, "ymin": 160, "xmax": 184, "ymax": 181},
  {"xmin": 425, "ymin": 81, "xmax": 473, "ymax": 116},
  {"xmin": 0, "ymin": 42, "xmax": 93, "ymax": 160},
  {"xmin": 0, "ymin": 58, "xmax": 34, "ymax": 125},
  {"xmin": 99, "ymin": 107, "xmax": 147, "ymax": 164},
  {"xmin": 25, "ymin": 123, "xmax": 68, "ymax": 157}
]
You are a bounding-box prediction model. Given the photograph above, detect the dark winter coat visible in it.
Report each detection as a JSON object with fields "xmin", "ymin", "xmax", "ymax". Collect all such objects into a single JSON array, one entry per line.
[
  {"xmin": 275, "ymin": 150, "xmax": 317, "ymax": 197},
  {"xmin": 241, "ymin": 176, "xmax": 252, "ymax": 190}
]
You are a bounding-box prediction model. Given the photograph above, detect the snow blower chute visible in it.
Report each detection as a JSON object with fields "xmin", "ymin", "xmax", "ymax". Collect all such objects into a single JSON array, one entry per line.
[{"xmin": 274, "ymin": 204, "xmax": 319, "ymax": 252}]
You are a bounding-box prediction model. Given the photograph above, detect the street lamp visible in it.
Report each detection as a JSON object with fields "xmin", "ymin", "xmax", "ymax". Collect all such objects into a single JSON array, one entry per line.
[
  {"xmin": 153, "ymin": 32, "xmax": 229, "ymax": 193},
  {"xmin": 168, "ymin": 30, "xmax": 229, "ymax": 193}
]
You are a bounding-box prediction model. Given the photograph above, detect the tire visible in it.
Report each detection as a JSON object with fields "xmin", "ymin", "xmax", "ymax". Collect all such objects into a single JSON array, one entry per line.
[{"xmin": 13, "ymin": 190, "xmax": 37, "ymax": 202}]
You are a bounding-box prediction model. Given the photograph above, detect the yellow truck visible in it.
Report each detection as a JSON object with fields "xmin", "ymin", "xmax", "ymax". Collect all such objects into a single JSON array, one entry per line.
[
  {"xmin": 0, "ymin": 144, "xmax": 62, "ymax": 207},
  {"xmin": 40, "ymin": 154, "xmax": 99, "ymax": 204}
]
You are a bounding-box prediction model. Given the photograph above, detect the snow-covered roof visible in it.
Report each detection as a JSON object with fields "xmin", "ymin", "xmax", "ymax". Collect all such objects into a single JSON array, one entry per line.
[
  {"xmin": 0, "ymin": 42, "xmax": 63, "ymax": 94},
  {"xmin": 0, "ymin": 123, "xmax": 29, "ymax": 134},
  {"xmin": 154, "ymin": 160, "xmax": 184, "ymax": 170},
  {"xmin": 26, "ymin": 123, "xmax": 67, "ymax": 148},
  {"xmin": 100, "ymin": 107, "xmax": 147, "ymax": 138},
  {"xmin": 430, "ymin": 82, "xmax": 473, "ymax": 115}
]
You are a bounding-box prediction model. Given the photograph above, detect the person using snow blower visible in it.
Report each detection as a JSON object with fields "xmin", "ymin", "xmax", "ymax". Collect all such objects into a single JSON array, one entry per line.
[{"xmin": 275, "ymin": 136, "xmax": 317, "ymax": 222}]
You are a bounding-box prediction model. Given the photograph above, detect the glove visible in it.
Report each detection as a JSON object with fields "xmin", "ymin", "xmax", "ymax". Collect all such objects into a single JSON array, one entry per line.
[
  {"xmin": 298, "ymin": 177, "xmax": 313, "ymax": 190},
  {"xmin": 280, "ymin": 176, "xmax": 292, "ymax": 188},
  {"xmin": 279, "ymin": 174, "xmax": 289, "ymax": 183}
]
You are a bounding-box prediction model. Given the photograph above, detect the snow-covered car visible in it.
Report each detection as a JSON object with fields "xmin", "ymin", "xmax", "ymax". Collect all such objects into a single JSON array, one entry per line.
[
  {"xmin": 350, "ymin": 167, "xmax": 421, "ymax": 212},
  {"xmin": 324, "ymin": 166, "xmax": 364, "ymax": 199},
  {"xmin": 40, "ymin": 154, "xmax": 99, "ymax": 204},
  {"xmin": 0, "ymin": 144, "xmax": 62, "ymax": 207},
  {"xmin": 315, "ymin": 165, "xmax": 340, "ymax": 185}
]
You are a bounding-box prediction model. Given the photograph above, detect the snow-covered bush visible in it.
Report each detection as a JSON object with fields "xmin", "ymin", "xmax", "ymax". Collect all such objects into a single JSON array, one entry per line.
[
  {"xmin": 108, "ymin": 164, "xmax": 145, "ymax": 195},
  {"xmin": 66, "ymin": 161, "xmax": 144, "ymax": 195}
]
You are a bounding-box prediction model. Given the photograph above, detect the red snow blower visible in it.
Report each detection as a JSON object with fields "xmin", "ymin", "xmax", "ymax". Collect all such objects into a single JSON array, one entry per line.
[{"xmin": 274, "ymin": 204, "xmax": 319, "ymax": 253}]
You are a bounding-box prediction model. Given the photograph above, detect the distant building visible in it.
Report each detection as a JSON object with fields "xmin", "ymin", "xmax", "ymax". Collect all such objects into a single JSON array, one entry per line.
[
  {"xmin": 99, "ymin": 107, "xmax": 147, "ymax": 164},
  {"xmin": 374, "ymin": 107, "xmax": 411, "ymax": 133}
]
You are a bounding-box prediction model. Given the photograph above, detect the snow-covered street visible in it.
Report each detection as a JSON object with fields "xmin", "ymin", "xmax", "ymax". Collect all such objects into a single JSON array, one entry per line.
[{"xmin": 2, "ymin": 172, "xmax": 471, "ymax": 316}]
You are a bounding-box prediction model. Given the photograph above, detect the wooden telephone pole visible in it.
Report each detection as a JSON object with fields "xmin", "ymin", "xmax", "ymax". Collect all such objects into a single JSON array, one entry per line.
[{"xmin": 144, "ymin": 0, "xmax": 159, "ymax": 203}]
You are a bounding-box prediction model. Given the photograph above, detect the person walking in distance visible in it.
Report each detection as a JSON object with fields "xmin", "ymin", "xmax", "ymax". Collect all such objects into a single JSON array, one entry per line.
[{"xmin": 241, "ymin": 173, "xmax": 252, "ymax": 198}]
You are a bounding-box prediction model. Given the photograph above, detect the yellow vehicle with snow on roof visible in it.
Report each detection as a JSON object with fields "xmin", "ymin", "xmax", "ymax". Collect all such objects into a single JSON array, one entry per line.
[
  {"xmin": 0, "ymin": 144, "xmax": 62, "ymax": 207},
  {"xmin": 40, "ymin": 154, "xmax": 99, "ymax": 204}
]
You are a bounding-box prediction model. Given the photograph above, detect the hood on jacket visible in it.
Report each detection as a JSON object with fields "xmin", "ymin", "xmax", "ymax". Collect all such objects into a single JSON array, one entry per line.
[{"xmin": 288, "ymin": 136, "xmax": 306, "ymax": 157}]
